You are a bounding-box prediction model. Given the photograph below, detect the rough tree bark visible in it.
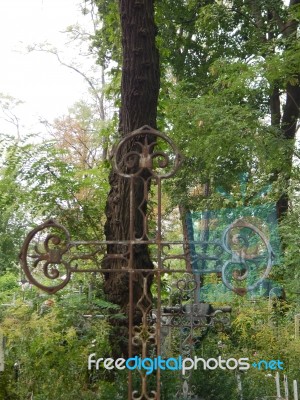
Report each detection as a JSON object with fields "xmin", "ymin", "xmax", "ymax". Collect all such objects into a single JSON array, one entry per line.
[
  {"xmin": 103, "ymin": 0, "xmax": 160, "ymax": 356},
  {"xmin": 269, "ymin": 0, "xmax": 300, "ymax": 219}
]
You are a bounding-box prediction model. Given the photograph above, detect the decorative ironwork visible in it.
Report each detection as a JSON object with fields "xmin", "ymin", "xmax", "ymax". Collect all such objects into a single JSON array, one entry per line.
[
  {"xmin": 19, "ymin": 125, "xmax": 275, "ymax": 400},
  {"xmin": 20, "ymin": 219, "xmax": 71, "ymax": 294},
  {"xmin": 221, "ymin": 219, "xmax": 274, "ymax": 295},
  {"xmin": 153, "ymin": 272, "xmax": 231, "ymax": 399},
  {"xmin": 186, "ymin": 208, "xmax": 277, "ymax": 297}
]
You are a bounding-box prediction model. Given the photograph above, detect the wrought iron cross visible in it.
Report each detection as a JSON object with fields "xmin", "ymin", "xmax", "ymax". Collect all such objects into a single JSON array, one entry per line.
[{"xmin": 20, "ymin": 125, "xmax": 274, "ymax": 400}]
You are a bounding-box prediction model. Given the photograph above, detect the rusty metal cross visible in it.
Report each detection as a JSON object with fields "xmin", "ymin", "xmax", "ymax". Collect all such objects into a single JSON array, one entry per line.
[{"xmin": 20, "ymin": 125, "xmax": 274, "ymax": 400}]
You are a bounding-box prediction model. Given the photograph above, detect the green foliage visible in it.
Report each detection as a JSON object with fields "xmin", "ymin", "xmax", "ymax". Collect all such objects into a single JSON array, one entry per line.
[
  {"xmin": 0, "ymin": 141, "xmax": 29, "ymax": 274},
  {"xmin": 0, "ymin": 280, "xmax": 126, "ymax": 399},
  {"xmin": 0, "ymin": 120, "xmax": 110, "ymax": 247},
  {"xmin": 155, "ymin": 0, "xmax": 300, "ymax": 213},
  {"xmin": 92, "ymin": 0, "xmax": 121, "ymax": 68},
  {"xmin": 21, "ymin": 143, "xmax": 109, "ymax": 239},
  {"xmin": 163, "ymin": 87, "xmax": 286, "ymax": 211}
]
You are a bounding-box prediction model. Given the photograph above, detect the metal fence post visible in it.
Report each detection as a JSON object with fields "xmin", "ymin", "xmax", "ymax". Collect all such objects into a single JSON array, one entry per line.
[
  {"xmin": 276, "ymin": 372, "xmax": 281, "ymax": 400},
  {"xmin": 295, "ymin": 314, "xmax": 300, "ymax": 340},
  {"xmin": 284, "ymin": 374, "xmax": 289, "ymax": 400},
  {"xmin": 294, "ymin": 380, "xmax": 298, "ymax": 400},
  {"xmin": 0, "ymin": 333, "xmax": 4, "ymax": 372}
]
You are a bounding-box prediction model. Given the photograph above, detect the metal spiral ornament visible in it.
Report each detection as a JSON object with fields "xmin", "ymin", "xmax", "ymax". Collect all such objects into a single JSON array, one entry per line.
[
  {"xmin": 113, "ymin": 125, "xmax": 182, "ymax": 179},
  {"xmin": 20, "ymin": 219, "xmax": 71, "ymax": 294},
  {"xmin": 221, "ymin": 218, "xmax": 274, "ymax": 295}
]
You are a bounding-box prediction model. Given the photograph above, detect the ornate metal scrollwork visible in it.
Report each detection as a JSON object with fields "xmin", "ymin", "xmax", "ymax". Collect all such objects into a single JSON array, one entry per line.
[
  {"xmin": 186, "ymin": 207, "xmax": 276, "ymax": 297},
  {"xmin": 132, "ymin": 386, "xmax": 157, "ymax": 400},
  {"xmin": 221, "ymin": 218, "xmax": 274, "ymax": 295},
  {"xmin": 113, "ymin": 125, "xmax": 182, "ymax": 179},
  {"xmin": 19, "ymin": 219, "xmax": 71, "ymax": 294}
]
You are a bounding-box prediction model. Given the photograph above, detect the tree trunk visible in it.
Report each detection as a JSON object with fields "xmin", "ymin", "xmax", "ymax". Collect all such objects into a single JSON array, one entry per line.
[
  {"xmin": 269, "ymin": 0, "xmax": 300, "ymax": 219},
  {"xmin": 275, "ymin": 76, "xmax": 300, "ymax": 219},
  {"xmin": 103, "ymin": 0, "xmax": 160, "ymax": 356}
]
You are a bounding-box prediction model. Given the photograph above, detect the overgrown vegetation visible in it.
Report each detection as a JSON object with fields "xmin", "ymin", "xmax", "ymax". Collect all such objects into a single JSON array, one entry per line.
[{"xmin": 1, "ymin": 0, "xmax": 300, "ymax": 398}]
